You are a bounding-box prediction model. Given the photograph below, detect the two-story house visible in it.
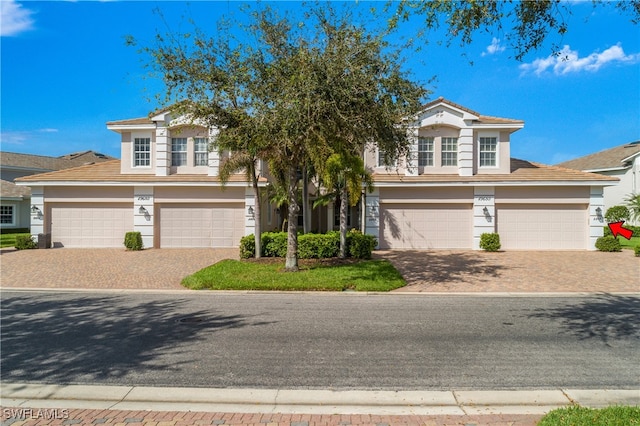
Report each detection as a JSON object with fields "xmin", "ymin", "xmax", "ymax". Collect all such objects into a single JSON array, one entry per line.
[{"xmin": 17, "ymin": 98, "xmax": 617, "ymax": 250}]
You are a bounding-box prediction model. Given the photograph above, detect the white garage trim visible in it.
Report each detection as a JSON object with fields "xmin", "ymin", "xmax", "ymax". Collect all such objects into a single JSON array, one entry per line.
[
  {"xmin": 496, "ymin": 204, "xmax": 588, "ymax": 250},
  {"xmin": 49, "ymin": 203, "xmax": 134, "ymax": 248},
  {"xmin": 379, "ymin": 203, "xmax": 473, "ymax": 249},
  {"xmin": 158, "ymin": 203, "xmax": 244, "ymax": 248}
]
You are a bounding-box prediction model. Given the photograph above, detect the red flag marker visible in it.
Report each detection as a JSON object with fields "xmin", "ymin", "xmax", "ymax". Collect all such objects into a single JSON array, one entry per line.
[{"xmin": 608, "ymin": 221, "xmax": 633, "ymax": 240}]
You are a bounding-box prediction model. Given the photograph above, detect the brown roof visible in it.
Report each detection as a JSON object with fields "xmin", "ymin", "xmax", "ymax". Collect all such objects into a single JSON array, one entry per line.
[
  {"xmin": 1, "ymin": 151, "xmax": 115, "ymax": 172},
  {"xmin": 0, "ymin": 179, "xmax": 31, "ymax": 199},
  {"xmin": 556, "ymin": 141, "xmax": 640, "ymax": 171},
  {"xmin": 373, "ymin": 158, "xmax": 618, "ymax": 184},
  {"xmin": 16, "ymin": 160, "xmax": 262, "ymax": 184},
  {"xmin": 106, "ymin": 117, "xmax": 155, "ymax": 126},
  {"xmin": 421, "ymin": 97, "xmax": 524, "ymax": 126}
]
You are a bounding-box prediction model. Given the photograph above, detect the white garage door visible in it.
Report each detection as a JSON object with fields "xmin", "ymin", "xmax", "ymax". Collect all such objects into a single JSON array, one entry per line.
[
  {"xmin": 159, "ymin": 203, "xmax": 244, "ymax": 248},
  {"xmin": 50, "ymin": 203, "xmax": 133, "ymax": 248},
  {"xmin": 497, "ymin": 204, "xmax": 587, "ymax": 249},
  {"xmin": 380, "ymin": 204, "xmax": 473, "ymax": 249}
]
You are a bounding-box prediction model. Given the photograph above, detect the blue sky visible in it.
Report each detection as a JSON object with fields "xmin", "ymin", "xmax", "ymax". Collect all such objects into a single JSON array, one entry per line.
[{"xmin": 1, "ymin": 1, "xmax": 639, "ymax": 165}]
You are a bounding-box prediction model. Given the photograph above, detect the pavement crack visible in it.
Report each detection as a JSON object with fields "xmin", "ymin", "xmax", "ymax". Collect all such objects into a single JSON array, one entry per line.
[
  {"xmin": 108, "ymin": 386, "xmax": 134, "ymax": 410},
  {"xmin": 452, "ymin": 391, "xmax": 469, "ymax": 415}
]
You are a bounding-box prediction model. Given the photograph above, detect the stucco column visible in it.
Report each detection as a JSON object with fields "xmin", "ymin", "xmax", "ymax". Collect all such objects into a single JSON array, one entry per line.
[
  {"xmin": 29, "ymin": 186, "xmax": 45, "ymax": 241},
  {"xmin": 364, "ymin": 188, "xmax": 380, "ymax": 248},
  {"xmin": 473, "ymin": 186, "xmax": 495, "ymax": 250},
  {"xmin": 208, "ymin": 129, "xmax": 220, "ymax": 177},
  {"xmin": 405, "ymin": 127, "xmax": 419, "ymax": 176},
  {"xmin": 245, "ymin": 187, "xmax": 256, "ymax": 236},
  {"xmin": 155, "ymin": 126, "xmax": 170, "ymax": 176},
  {"xmin": 458, "ymin": 127, "xmax": 474, "ymax": 177},
  {"xmin": 588, "ymin": 186, "xmax": 605, "ymax": 250},
  {"xmin": 134, "ymin": 187, "xmax": 154, "ymax": 249}
]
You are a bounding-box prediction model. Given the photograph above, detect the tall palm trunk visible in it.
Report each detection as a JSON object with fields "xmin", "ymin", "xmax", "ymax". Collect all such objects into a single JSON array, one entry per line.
[
  {"xmin": 339, "ymin": 185, "xmax": 348, "ymax": 259},
  {"xmin": 285, "ymin": 164, "xmax": 299, "ymax": 271}
]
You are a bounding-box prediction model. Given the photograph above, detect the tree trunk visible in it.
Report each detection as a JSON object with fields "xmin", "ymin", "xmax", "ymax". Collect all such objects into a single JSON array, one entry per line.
[
  {"xmin": 251, "ymin": 164, "xmax": 262, "ymax": 259},
  {"xmin": 339, "ymin": 186, "xmax": 348, "ymax": 259},
  {"xmin": 302, "ymin": 165, "xmax": 310, "ymax": 234},
  {"xmin": 285, "ymin": 165, "xmax": 299, "ymax": 271}
]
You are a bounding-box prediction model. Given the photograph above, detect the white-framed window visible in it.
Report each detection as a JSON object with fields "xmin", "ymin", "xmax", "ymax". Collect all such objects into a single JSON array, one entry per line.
[
  {"xmin": 194, "ymin": 137, "xmax": 208, "ymax": 166},
  {"xmin": 418, "ymin": 136, "xmax": 434, "ymax": 167},
  {"xmin": 171, "ymin": 138, "xmax": 187, "ymax": 166},
  {"xmin": 133, "ymin": 137, "xmax": 151, "ymax": 167},
  {"xmin": 377, "ymin": 149, "xmax": 396, "ymax": 167},
  {"xmin": 479, "ymin": 137, "xmax": 498, "ymax": 167},
  {"xmin": 441, "ymin": 137, "xmax": 458, "ymax": 166},
  {"xmin": 0, "ymin": 205, "xmax": 15, "ymax": 226}
]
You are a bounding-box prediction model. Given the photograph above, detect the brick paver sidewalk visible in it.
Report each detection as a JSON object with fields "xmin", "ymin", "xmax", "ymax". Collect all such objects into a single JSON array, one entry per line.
[{"xmin": 1, "ymin": 407, "xmax": 543, "ymax": 426}]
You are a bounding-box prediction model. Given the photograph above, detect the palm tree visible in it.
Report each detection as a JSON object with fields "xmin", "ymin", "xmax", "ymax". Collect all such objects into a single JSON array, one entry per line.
[{"xmin": 625, "ymin": 193, "xmax": 640, "ymax": 225}]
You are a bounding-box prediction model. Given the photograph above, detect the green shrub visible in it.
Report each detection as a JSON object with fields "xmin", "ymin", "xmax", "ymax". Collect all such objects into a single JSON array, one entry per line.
[
  {"xmin": 1, "ymin": 228, "xmax": 29, "ymax": 234},
  {"xmin": 605, "ymin": 205, "xmax": 630, "ymax": 223},
  {"xmin": 299, "ymin": 232, "xmax": 340, "ymax": 259},
  {"xmin": 635, "ymin": 245, "xmax": 640, "ymax": 257},
  {"xmin": 595, "ymin": 235, "xmax": 622, "ymax": 252},
  {"xmin": 262, "ymin": 232, "xmax": 288, "ymax": 257},
  {"xmin": 123, "ymin": 231, "xmax": 143, "ymax": 251},
  {"xmin": 346, "ymin": 229, "xmax": 377, "ymax": 259},
  {"xmin": 479, "ymin": 233, "xmax": 501, "ymax": 252},
  {"xmin": 239, "ymin": 235, "xmax": 255, "ymax": 259},
  {"xmin": 15, "ymin": 234, "xmax": 37, "ymax": 250}
]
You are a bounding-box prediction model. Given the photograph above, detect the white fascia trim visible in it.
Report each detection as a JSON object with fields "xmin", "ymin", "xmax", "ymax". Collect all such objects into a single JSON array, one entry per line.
[
  {"xmin": 621, "ymin": 151, "xmax": 640, "ymax": 163},
  {"xmin": 471, "ymin": 123, "xmax": 524, "ymax": 130},
  {"xmin": 584, "ymin": 166, "xmax": 627, "ymax": 173},
  {"xmin": 14, "ymin": 180, "xmax": 264, "ymax": 188},
  {"xmin": 372, "ymin": 180, "xmax": 618, "ymax": 188},
  {"xmin": 106, "ymin": 124, "xmax": 157, "ymax": 131}
]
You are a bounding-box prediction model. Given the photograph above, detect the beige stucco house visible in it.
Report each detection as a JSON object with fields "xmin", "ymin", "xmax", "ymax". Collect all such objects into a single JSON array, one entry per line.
[
  {"xmin": 17, "ymin": 98, "xmax": 617, "ymax": 250},
  {"xmin": 557, "ymin": 141, "xmax": 640, "ymax": 225}
]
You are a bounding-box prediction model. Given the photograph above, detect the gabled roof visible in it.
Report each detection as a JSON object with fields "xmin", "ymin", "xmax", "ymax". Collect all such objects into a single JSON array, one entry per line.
[
  {"xmin": 15, "ymin": 160, "xmax": 264, "ymax": 185},
  {"xmin": 420, "ymin": 97, "xmax": 524, "ymax": 126},
  {"xmin": 0, "ymin": 151, "xmax": 115, "ymax": 173},
  {"xmin": 556, "ymin": 141, "xmax": 640, "ymax": 171},
  {"xmin": 0, "ymin": 179, "xmax": 31, "ymax": 199},
  {"xmin": 373, "ymin": 158, "xmax": 618, "ymax": 185}
]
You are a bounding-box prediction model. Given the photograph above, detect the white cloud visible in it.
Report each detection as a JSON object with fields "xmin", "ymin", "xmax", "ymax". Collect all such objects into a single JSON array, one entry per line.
[
  {"xmin": 0, "ymin": 0, "xmax": 35, "ymax": 37},
  {"xmin": 1, "ymin": 129, "xmax": 59, "ymax": 145},
  {"xmin": 481, "ymin": 38, "xmax": 505, "ymax": 57},
  {"xmin": 520, "ymin": 43, "xmax": 640, "ymax": 76}
]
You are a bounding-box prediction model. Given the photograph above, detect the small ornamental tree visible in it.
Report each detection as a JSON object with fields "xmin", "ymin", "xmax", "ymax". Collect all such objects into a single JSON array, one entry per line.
[{"xmin": 604, "ymin": 205, "xmax": 630, "ymax": 223}]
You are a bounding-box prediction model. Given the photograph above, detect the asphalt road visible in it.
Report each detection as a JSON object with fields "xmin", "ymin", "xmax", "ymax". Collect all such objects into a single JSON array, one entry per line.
[{"xmin": 1, "ymin": 291, "xmax": 638, "ymax": 390}]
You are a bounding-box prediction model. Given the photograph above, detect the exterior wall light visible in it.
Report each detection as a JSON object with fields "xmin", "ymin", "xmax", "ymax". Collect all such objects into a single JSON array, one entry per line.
[
  {"xmin": 139, "ymin": 206, "xmax": 147, "ymax": 214},
  {"xmin": 595, "ymin": 207, "xmax": 602, "ymax": 216},
  {"xmin": 31, "ymin": 205, "xmax": 40, "ymax": 214}
]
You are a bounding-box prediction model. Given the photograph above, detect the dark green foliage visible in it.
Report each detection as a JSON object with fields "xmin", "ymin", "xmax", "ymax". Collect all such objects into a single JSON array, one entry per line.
[
  {"xmin": 538, "ymin": 405, "xmax": 640, "ymax": 426},
  {"xmin": 345, "ymin": 229, "xmax": 377, "ymax": 259},
  {"xmin": 123, "ymin": 231, "xmax": 143, "ymax": 251},
  {"xmin": 635, "ymin": 245, "xmax": 640, "ymax": 257},
  {"xmin": 605, "ymin": 205, "xmax": 630, "ymax": 223},
  {"xmin": 1, "ymin": 228, "xmax": 29, "ymax": 234},
  {"xmin": 15, "ymin": 234, "xmax": 37, "ymax": 250},
  {"xmin": 479, "ymin": 233, "xmax": 501, "ymax": 252},
  {"xmin": 595, "ymin": 235, "xmax": 622, "ymax": 252},
  {"xmin": 603, "ymin": 225, "xmax": 640, "ymax": 237},
  {"xmin": 240, "ymin": 231, "xmax": 375, "ymax": 260}
]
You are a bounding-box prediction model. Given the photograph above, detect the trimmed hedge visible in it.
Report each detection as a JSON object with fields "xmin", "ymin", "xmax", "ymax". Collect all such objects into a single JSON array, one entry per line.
[
  {"xmin": 635, "ymin": 245, "xmax": 640, "ymax": 257},
  {"xmin": 603, "ymin": 225, "xmax": 640, "ymax": 237},
  {"xmin": 240, "ymin": 230, "xmax": 377, "ymax": 260},
  {"xmin": 479, "ymin": 233, "xmax": 501, "ymax": 252},
  {"xmin": 604, "ymin": 205, "xmax": 630, "ymax": 223},
  {"xmin": 595, "ymin": 235, "xmax": 622, "ymax": 252},
  {"xmin": 15, "ymin": 234, "xmax": 37, "ymax": 250},
  {"xmin": 123, "ymin": 231, "xmax": 143, "ymax": 251}
]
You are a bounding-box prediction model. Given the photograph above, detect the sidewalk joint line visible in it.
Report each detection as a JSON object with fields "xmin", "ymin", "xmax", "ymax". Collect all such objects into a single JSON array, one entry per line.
[{"xmin": 451, "ymin": 391, "xmax": 469, "ymax": 415}]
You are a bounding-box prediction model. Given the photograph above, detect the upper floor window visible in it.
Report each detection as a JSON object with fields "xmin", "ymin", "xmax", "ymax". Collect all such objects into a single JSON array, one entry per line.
[
  {"xmin": 441, "ymin": 137, "xmax": 458, "ymax": 166},
  {"xmin": 133, "ymin": 138, "xmax": 151, "ymax": 167},
  {"xmin": 194, "ymin": 137, "xmax": 208, "ymax": 166},
  {"xmin": 377, "ymin": 149, "xmax": 396, "ymax": 167},
  {"xmin": 171, "ymin": 138, "xmax": 187, "ymax": 166},
  {"xmin": 479, "ymin": 137, "xmax": 498, "ymax": 167},
  {"xmin": 418, "ymin": 137, "xmax": 434, "ymax": 167},
  {"xmin": 0, "ymin": 205, "xmax": 15, "ymax": 225}
]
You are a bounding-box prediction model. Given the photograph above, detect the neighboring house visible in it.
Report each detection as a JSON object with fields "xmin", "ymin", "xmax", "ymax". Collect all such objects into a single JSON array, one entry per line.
[
  {"xmin": 0, "ymin": 151, "xmax": 114, "ymax": 230},
  {"xmin": 16, "ymin": 98, "xmax": 617, "ymax": 250},
  {"xmin": 556, "ymin": 141, "xmax": 640, "ymax": 225}
]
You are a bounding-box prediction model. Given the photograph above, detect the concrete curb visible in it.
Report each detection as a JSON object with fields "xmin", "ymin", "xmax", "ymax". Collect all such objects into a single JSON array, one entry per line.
[
  {"xmin": 2, "ymin": 384, "xmax": 638, "ymax": 416},
  {"xmin": 2, "ymin": 287, "xmax": 639, "ymax": 297}
]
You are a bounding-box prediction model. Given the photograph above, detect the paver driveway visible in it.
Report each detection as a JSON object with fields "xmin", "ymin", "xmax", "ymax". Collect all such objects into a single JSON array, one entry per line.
[{"xmin": 0, "ymin": 247, "xmax": 638, "ymax": 292}]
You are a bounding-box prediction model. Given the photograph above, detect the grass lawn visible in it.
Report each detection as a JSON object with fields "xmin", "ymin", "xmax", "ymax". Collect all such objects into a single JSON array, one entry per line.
[
  {"xmin": 182, "ymin": 258, "xmax": 406, "ymax": 291},
  {"xmin": 618, "ymin": 235, "xmax": 640, "ymax": 250},
  {"xmin": 0, "ymin": 233, "xmax": 27, "ymax": 248},
  {"xmin": 537, "ymin": 405, "xmax": 640, "ymax": 426}
]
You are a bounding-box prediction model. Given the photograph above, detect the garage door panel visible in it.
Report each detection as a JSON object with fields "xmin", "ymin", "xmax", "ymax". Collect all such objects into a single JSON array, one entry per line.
[
  {"xmin": 497, "ymin": 205, "xmax": 586, "ymax": 250},
  {"xmin": 159, "ymin": 204, "xmax": 244, "ymax": 248},
  {"xmin": 50, "ymin": 204, "xmax": 133, "ymax": 248},
  {"xmin": 380, "ymin": 204, "xmax": 472, "ymax": 249}
]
